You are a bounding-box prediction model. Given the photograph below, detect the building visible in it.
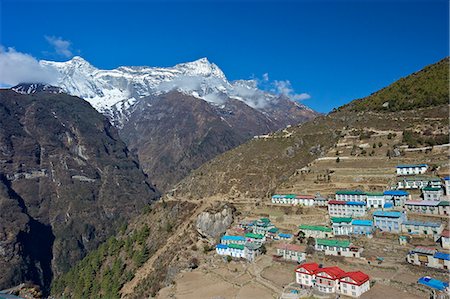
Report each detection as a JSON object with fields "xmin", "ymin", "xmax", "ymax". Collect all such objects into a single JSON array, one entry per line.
[
  {"xmin": 335, "ymin": 190, "xmax": 367, "ymax": 202},
  {"xmin": 444, "ymin": 177, "xmax": 450, "ymax": 195},
  {"xmin": 244, "ymin": 242, "xmax": 262, "ymax": 261},
  {"xmin": 271, "ymin": 194, "xmax": 316, "ymax": 206},
  {"xmin": 314, "ymin": 196, "xmax": 329, "ymax": 206},
  {"xmin": 271, "ymin": 194, "xmax": 296, "ymax": 204},
  {"xmin": 339, "ymin": 271, "xmax": 371, "ymax": 298},
  {"xmin": 438, "ymin": 229, "xmax": 450, "ymax": 249},
  {"xmin": 404, "ymin": 200, "xmax": 440, "ymax": 215},
  {"xmin": 422, "ymin": 187, "xmax": 443, "ymax": 201},
  {"xmin": 397, "ymin": 176, "xmax": 441, "ymax": 189},
  {"xmin": 328, "ymin": 201, "xmax": 366, "ymax": 217},
  {"xmin": 295, "ymin": 263, "xmax": 370, "ymax": 297},
  {"xmin": 383, "ymin": 190, "xmax": 410, "ymax": 207},
  {"xmin": 406, "ymin": 246, "xmax": 436, "ymax": 267},
  {"xmin": 298, "ymin": 225, "xmax": 333, "ymax": 239},
  {"xmin": 438, "ymin": 201, "xmax": 449, "ymax": 216},
  {"xmin": 278, "ymin": 233, "xmax": 293, "ymax": 241},
  {"xmin": 295, "ymin": 262, "xmax": 319, "ymax": 287},
  {"xmin": 352, "ymin": 219, "xmax": 374, "ymax": 236},
  {"xmin": 366, "ymin": 192, "xmax": 385, "ymax": 209},
  {"xmin": 252, "ymin": 218, "xmax": 275, "ymax": 235},
  {"xmin": 400, "ymin": 221, "xmax": 444, "ymax": 240},
  {"xmin": 407, "ymin": 247, "xmax": 450, "ymax": 270},
  {"xmin": 221, "ymin": 235, "xmax": 246, "ymax": 245},
  {"xmin": 396, "ymin": 164, "xmax": 428, "ymax": 176},
  {"xmin": 315, "ymin": 239, "xmax": 363, "ymax": 258},
  {"xmin": 314, "ymin": 266, "xmax": 346, "ymax": 294},
  {"xmin": 418, "ymin": 276, "xmax": 449, "ymax": 294},
  {"xmin": 275, "ymin": 243, "xmax": 306, "ymax": 263},
  {"xmin": 215, "ymin": 242, "xmax": 262, "ymax": 261},
  {"xmin": 245, "ymin": 232, "xmax": 266, "ymax": 244},
  {"xmin": 331, "ymin": 217, "xmax": 353, "ymax": 236},
  {"xmin": 373, "ymin": 210, "xmax": 406, "ymax": 233}
]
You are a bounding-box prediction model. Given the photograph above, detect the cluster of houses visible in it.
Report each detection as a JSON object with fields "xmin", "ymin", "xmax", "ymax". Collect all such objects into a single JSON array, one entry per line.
[
  {"xmin": 216, "ymin": 217, "xmax": 295, "ymax": 262},
  {"xmin": 407, "ymin": 246, "xmax": 449, "ymax": 270},
  {"xmin": 295, "ymin": 263, "xmax": 370, "ymax": 297}
]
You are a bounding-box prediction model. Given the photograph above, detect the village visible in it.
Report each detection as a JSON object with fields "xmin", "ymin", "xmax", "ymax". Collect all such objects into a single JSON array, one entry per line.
[{"xmin": 211, "ymin": 164, "xmax": 450, "ymax": 298}]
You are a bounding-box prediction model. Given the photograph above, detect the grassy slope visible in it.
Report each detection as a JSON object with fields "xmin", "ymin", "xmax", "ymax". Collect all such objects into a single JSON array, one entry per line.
[{"xmin": 340, "ymin": 57, "xmax": 448, "ymax": 112}]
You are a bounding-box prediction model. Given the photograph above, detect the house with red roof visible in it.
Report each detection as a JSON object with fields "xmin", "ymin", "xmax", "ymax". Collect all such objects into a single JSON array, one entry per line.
[
  {"xmin": 339, "ymin": 271, "xmax": 370, "ymax": 297},
  {"xmin": 295, "ymin": 263, "xmax": 371, "ymax": 296},
  {"xmin": 295, "ymin": 262, "xmax": 319, "ymax": 287},
  {"xmin": 314, "ymin": 266, "xmax": 346, "ymax": 294}
]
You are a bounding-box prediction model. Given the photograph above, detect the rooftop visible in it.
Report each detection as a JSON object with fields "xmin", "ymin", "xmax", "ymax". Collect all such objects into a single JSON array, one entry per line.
[
  {"xmin": 336, "ymin": 190, "xmax": 366, "ymax": 195},
  {"xmin": 279, "ymin": 233, "xmax": 293, "ymax": 238},
  {"xmin": 352, "ymin": 219, "xmax": 373, "ymax": 226},
  {"xmin": 384, "ymin": 190, "xmax": 409, "ymax": 196},
  {"xmin": 331, "ymin": 217, "xmax": 352, "ymax": 223},
  {"xmin": 418, "ymin": 276, "xmax": 449, "ymax": 291},
  {"xmin": 373, "ymin": 210, "xmax": 402, "ymax": 218},
  {"xmin": 422, "ymin": 187, "xmax": 442, "ymax": 192},
  {"xmin": 434, "ymin": 252, "xmax": 450, "ymax": 261},
  {"xmin": 221, "ymin": 235, "xmax": 246, "ymax": 241},
  {"xmin": 441, "ymin": 229, "xmax": 450, "ymax": 238},
  {"xmin": 411, "ymin": 246, "xmax": 436, "ymax": 255},
  {"xmin": 316, "ymin": 238, "xmax": 351, "ymax": 248},
  {"xmin": 396, "ymin": 164, "xmax": 428, "ymax": 168},
  {"xmin": 346, "ymin": 201, "xmax": 366, "ymax": 206},
  {"xmin": 343, "ymin": 271, "xmax": 370, "ymax": 285},
  {"xmin": 316, "ymin": 266, "xmax": 346, "ymax": 279},
  {"xmin": 405, "ymin": 200, "xmax": 440, "ymax": 206},
  {"xmin": 295, "ymin": 262, "xmax": 319, "ymax": 274},
  {"xmin": 276, "ymin": 243, "xmax": 305, "ymax": 252},
  {"xmin": 299, "ymin": 225, "xmax": 332, "ymax": 232},
  {"xmin": 402, "ymin": 220, "xmax": 442, "ymax": 228},
  {"xmin": 245, "ymin": 233, "xmax": 264, "ymax": 239},
  {"xmin": 328, "ymin": 200, "xmax": 346, "ymax": 205},
  {"xmin": 438, "ymin": 201, "xmax": 449, "ymax": 206},
  {"xmin": 228, "ymin": 243, "xmax": 245, "ymax": 250},
  {"xmin": 366, "ymin": 192, "xmax": 384, "ymax": 196}
]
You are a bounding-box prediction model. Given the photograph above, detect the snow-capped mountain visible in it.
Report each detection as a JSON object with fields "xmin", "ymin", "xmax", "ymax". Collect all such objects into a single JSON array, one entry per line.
[{"xmin": 39, "ymin": 56, "xmax": 313, "ymax": 126}]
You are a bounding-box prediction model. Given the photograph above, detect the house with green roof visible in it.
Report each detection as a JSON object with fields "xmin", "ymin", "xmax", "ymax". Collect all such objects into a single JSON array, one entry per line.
[
  {"xmin": 366, "ymin": 192, "xmax": 385, "ymax": 209},
  {"xmin": 299, "ymin": 224, "xmax": 333, "ymax": 239},
  {"xmin": 252, "ymin": 217, "xmax": 276, "ymax": 235},
  {"xmin": 245, "ymin": 232, "xmax": 266, "ymax": 244},
  {"xmin": 422, "ymin": 186, "xmax": 443, "ymax": 201},
  {"xmin": 438, "ymin": 201, "xmax": 449, "ymax": 216},
  {"xmin": 331, "ymin": 217, "xmax": 353, "ymax": 236},
  {"xmin": 315, "ymin": 238, "xmax": 363, "ymax": 258}
]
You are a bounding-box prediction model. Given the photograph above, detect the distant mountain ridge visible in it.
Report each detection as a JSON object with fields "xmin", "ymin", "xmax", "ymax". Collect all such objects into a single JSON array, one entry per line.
[
  {"xmin": 39, "ymin": 56, "xmax": 317, "ymax": 127},
  {"xmin": 31, "ymin": 57, "xmax": 319, "ymax": 191}
]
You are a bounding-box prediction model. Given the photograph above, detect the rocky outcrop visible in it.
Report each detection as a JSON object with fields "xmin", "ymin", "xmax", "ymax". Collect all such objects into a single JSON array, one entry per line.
[
  {"xmin": 0, "ymin": 89, "xmax": 159, "ymax": 294},
  {"xmin": 195, "ymin": 204, "xmax": 235, "ymax": 241}
]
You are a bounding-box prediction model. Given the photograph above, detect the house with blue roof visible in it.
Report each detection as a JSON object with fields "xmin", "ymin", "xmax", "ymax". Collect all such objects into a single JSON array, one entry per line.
[
  {"xmin": 351, "ymin": 219, "xmax": 374, "ymax": 236},
  {"xmin": 400, "ymin": 221, "xmax": 444, "ymax": 240},
  {"xmin": 373, "ymin": 210, "xmax": 406, "ymax": 233},
  {"xmin": 383, "ymin": 190, "xmax": 410, "ymax": 207},
  {"xmin": 396, "ymin": 164, "xmax": 428, "ymax": 176},
  {"xmin": 418, "ymin": 276, "xmax": 449, "ymax": 292}
]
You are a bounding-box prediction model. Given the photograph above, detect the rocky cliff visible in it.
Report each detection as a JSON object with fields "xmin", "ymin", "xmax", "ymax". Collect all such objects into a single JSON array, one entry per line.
[{"xmin": 0, "ymin": 89, "xmax": 159, "ymax": 294}]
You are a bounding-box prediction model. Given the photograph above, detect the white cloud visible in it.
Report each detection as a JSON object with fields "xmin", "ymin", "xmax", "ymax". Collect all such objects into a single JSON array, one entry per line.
[
  {"xmin": 0, "ymin": 47, "xmax": 59, "ymax": 86},
  {"xmin": 273, "ymin": 79, "xmax": 311, "ymax": 101},
  {"xmin": 45, "ymin": 35, "xmax": 73, "ymax": 58},
  {"xmin": 262, "ymin": 73, "xmax": 269, "ymax": 82}
]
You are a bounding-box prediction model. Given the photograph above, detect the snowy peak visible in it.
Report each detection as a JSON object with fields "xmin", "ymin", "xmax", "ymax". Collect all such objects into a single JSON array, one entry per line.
[
  {"xmin": 37, "ymin": 56, "xmax": 315, "ymax": 127},
  {"xmin": 173, "ymin": 57, "xmax": 226, "ymax": 79}
]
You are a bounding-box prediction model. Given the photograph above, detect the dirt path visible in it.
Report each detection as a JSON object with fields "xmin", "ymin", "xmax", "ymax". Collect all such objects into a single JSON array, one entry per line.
[{"xmin": 120, "ymin": 199, "xmax": 207, "ymax": 297}]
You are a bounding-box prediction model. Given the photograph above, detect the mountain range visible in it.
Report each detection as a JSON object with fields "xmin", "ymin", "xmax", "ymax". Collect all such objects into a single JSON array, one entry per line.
[{"xmin": 15, "ymin": 57, "xmax": 319, "ymax": 190}]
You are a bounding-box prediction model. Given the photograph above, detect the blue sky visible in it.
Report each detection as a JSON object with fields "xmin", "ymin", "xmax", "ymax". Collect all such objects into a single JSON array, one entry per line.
[{"xmin": 1, "ymin": 0, "xmax": 448, "ymax": 112}]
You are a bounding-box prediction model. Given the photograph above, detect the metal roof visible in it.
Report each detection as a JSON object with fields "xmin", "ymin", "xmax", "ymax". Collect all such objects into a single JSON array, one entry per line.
[
  {"xmin": 352, "ymin": 219, "xmax": 373, "ymax": 226},
  {"xmin": 373, "ymin": 211, "xmax": 402, "ymax": 218},
  {"xmin": 402, "ymin": 220, "xmax": 441, "ymax": 228},
  {"xmin": 418, "ymin": 276, "xmax": 449, "ymax": 291}
]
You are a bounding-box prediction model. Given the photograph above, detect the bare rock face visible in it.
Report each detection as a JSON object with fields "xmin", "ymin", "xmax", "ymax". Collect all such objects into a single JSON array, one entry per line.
[
  {"xmin": 195, "ymin": 204, "xmax": 235, "ymax": 241},
  {"xmin": 0, "ymin": 89, "xmax": 159, "ymax": 294}
]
